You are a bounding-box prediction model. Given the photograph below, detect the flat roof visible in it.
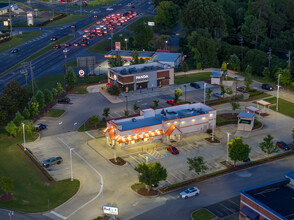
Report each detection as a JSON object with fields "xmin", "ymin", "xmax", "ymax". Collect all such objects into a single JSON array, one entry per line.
[
  {"xmin": 105, "ymin": 50, "xmax": 155, "ymax": 58},
  {"xmin": 152, "ymin": 52, "xmax": 181, "ymax": 62},
  {"xmin": 241, "ymin": 178, "xmax": 294, "ymax": 220},
  {"xmin": 245, "ymin": 106, "xmax": 260, "ymax": 112},
  {"xmin": 237, "ymin": 112, "xmax": 255, "ymax": 118},
  {"xmin": 211, "ymin": 71, "xmax": 222, "ymax": 77},
  {"xmin": 256, "ymin": 99, "xmax": 271, "ymax": 106},
  {"xmin": 109, "ymin": 62, "xmax": 170, "ymax": 75},
  {"xmin": 111, "ymin": 103, "xmax": 215, "ymax": 131}
]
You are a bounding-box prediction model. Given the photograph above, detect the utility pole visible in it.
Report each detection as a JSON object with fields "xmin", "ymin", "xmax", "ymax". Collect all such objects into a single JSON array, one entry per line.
[
  {"xmin": 21, "ymin": 63, "xmax": 28, "ymax": 88},
  {"xmin": 30, "ymin": 61, "xmax": 35, "ymax": 96},
  {"xmin": 287, "ymin": 50, "xmax": 291, "ymax": 69},
  {"xmin": 267, "ymin": 47, "xmax": 272, "ymax": 72},
  {"xmin": 8, "ymin": 0, "xmax": 13, "ymax": 38},
  {"xmin": 239, "ymin": 36, "xmax": 243, "ymax": 60}
]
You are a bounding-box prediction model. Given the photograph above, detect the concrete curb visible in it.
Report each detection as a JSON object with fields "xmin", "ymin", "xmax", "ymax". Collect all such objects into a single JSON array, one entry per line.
[{"xmin": 99, "ymin": 87, "xmax": 123, "ymax": 103}]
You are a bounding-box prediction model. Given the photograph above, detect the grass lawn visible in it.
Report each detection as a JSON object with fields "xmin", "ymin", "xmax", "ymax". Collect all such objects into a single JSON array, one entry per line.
[
  {"xmin": 28, "ymin": 74, "xmax": 65, "ymax": 91},
  {"xmin": 66, "ymin": 60, "xmax": 77, "ymax": 68},
  {"xmin": 249, "ymin": 93, "xmax": 272, "ymax": 101},
  {"xmin": 174, "ymin": 72, "xmax": 211, "ymax": 84},
  {"xmin": 126, "ymin": 16, "xmax": 155, "ymax": 31},
  {"xmin": 0, "ymin": 131, "xmax": 80, "ymax": 212},
  {"xmin": 263, "ymin": 97, "xmax": 294, "ymax": 118},
  {"xmin": 46, "ymin": 14, "xmax": 88, "ymax": 27},
  {"xmin": 0, "ymin": 32, "xmax": 42, "ymax": 52},
  {"xmin": 71, "ymin": 85, "xmax": 88, "ymax": 94},
  {"xmin": 25, "ymin": 35, "xmax": 73, "ymax": 62},
  {"xmin": 43, "ymin": 109, "xmax": 66, "ymax": 117},
  {"xmin": 192, "ymin": 209, "xmax": 216, "ymax": 220},
  {"xmin": 88, "ymin": 38, "xmax": 110, "ymax": 54},
  {"xmin": 88, "ymin": 0, "xmax": 117, "ymax": 6}
]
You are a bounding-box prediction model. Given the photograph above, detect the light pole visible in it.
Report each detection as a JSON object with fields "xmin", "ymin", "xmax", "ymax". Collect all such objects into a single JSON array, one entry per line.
[
  {"xmin": 21, "ymin": 122, "xmax": 26, "ymax": 151},
  {"xmin": 225, "ymin": 132, "xmax": 231, "ymax": 164},
  {"xmin": 70, "ymin": 147, "xmax": 74, "ymax": 181},
  {"xmin": 99, "ymin": 182, "xmax": 104, "ymax": 217},
  {"xmin": 184, "ymin": 85, "xmax": 187, "ymax": 103},
  {"xmin": 98, "ymin": 65, "xmax": 101, "ymax": 75},
  {"xmin": 203, "ymin": 83, "xmax": 207, "ymax": 104},
  {"xmin": 8, "ymin": 0, "xmax": 12, "ymax": 38},
  {"xmin": 276, "ymin": 74, "xmax": 281, "ymax": 112},
  {"xmin": 125, "ymin": 38, "xmax": 128, "ymax": 50},
  {"xmin": 165, "ymin": 40, "xmax": 168, "ymax": 50},
  {"xmin": 125, "ymin": 95, "xmax": 128, "ymax": 111},
  {"xmin": 63, "ymin": 50, "xmax": 67, "ymax": 75},
  {"xmin": 108, "ymin": 36, "xmax": 112, "ymax": 50}
]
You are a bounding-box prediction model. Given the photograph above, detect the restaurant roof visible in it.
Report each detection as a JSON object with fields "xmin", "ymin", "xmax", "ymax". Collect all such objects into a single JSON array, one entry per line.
[{"xmin": 105, "ymin": 50, "xmax": 155, "ymax": 59}]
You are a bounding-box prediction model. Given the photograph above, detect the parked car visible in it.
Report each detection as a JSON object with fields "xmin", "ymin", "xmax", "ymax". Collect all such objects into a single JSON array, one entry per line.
[
  {"xmin": 58, "ymin": 97, "xmax": 70, "ymax": 104},
  {"xmin": 190, "ymin": 82, "xmax": 200, "ymax": 89},
  {"xmin": 179, "ymin": 187, "xmax": 200, "ymax": 199},
  {"xmin": 167, "ymin": 145, "xmax": 179, "ymax": 154},
  {"xmin": 50, "ymin": 36, "xmax": 57, "ymax": 41},
  {"xmin": 276, "ymin": 141, "xmax": 290, "ymax": 151},
  {"xmin": 167, "ymin": 99, "xmax": 178, "ymax": 106},
  {"xmin": 243, "ymin": 158, "xmax": 251, "ymax": 163},
  {"xmin": 42, "ymin": 157, "xmax": 63, "ymax": 168},
  {"xmin": 262, "ymin": 84, "xmax": 274, "ymax": 91},
  {"xmin": 71, "ymin": 25, "xmax": 77, "ymax": 28},
  {"xmin": 53, "ymin": 44, "xmax": 61, "ymax": 49},
  {"xmin": 237, "ymin": 86, "xmax": 246, "ymax": 93},
  {"xmin": 213, "ymin": 92, "xmax": 223, "ymax": 98},
  {"xmin": 35, "ymin": 123, "xmax": 47, "ymax": 131},
  {"xmin": 11, "ymin": 48, "xmax": 19, "ymax": 53}
]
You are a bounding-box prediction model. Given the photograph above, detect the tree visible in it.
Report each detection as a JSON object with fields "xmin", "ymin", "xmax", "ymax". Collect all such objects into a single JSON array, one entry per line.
[
  {"xmin": 187, "ymin": 156, "xmax": 208, "ymax": 175},
  {"xmin": 229, "ymin": 54, "xmax": 240, "ymax": 71},
  {"xmin": 107, "ymin": 85, "xmax": 120, "ymax": 96},
  {"xmin": 206, "ymin": 88, "xmax": 212, "ymax": 100},
  {"xmin": 275, "ymin": 68, "xmax": 291, "ymax": 86},
  {"xmin": 149, "ymin": 35, "xmax": 171, "ymax": 49},
  {"xmin": 35, "ymin": 90, "xmax": 45, "ymax": 110},
  {"xmin": 221, "ymin": 62, "xmax": 227, "ymax": 73},
  {"xmin": 64, "ymin": 67, "xmax": 77, "ymax": 88},
  {"xmin": 22, "ymin": 107, "xmax": 30, "ymax": 120},
  {"xmin": 130, "ymin": 51, "xmax": 139, "ymax": 65},
  {"xmin": 174, "ymin": 88, "xmax": 183, "ymax": 103},
  {"xmin": 18, "ymin": 120, "xmax": 35, "ymax": 136},
  {"xmin": 133, "ymin": 102, "xmax": 140, "ymax": 111},
  {"xmin": 243, "ymin": 50, "xmax": 267, "ymax": 76},
  {"xmin": 220, "ymin": 85, "xmax": 226, "ymax": 98},
  {"xmin": 0, "ymin": 176, "xmax": 13, "ymax": 195},
  {"xmin": 228, "ymin": 137, "xmax": 251, "ymax": 165},
  {"xmin": 13, "ymin": 111, "xmax": 24, "ymax": 127},
  {"xmin": 103, "ymin": 108, "xmax": 110, "ymax": 119},
  {"xmin": 28, "ymin": 97, "xmax": 39, "ymax": 117},
  {"xmin": 51, "ymin": 88, "xmax": 58, "ymax": 99},
  {"xmin": 244, "ymin": 65, "xmax": 253, "ymax": 90},
  {"xmin": 226, "ymin": 88, "xmax": 233, "ymax": 95},
  {"xmin": 44, "ymin": 89, "xmax": 53, "ymax": 105},
  {"xmin": 259, "ymin": 134, "xmax": 279, "ymax": 157},
  {"xmin": 124, "ymin": 109, "xmax": 129, "ymax": 117},
  {"xmin": 182, "ymin": 62, "xmax": 189, "ymax": 72},
  {"xmin": 231, "ymin": 102, "xmax": 240, "ymax": 115},
  {"xmin": 108, "ymin": 52, "xmax": 124, "ymax": 67},
  {"xmin": 56, "ymin": 82, "xmax": 65, "ymax": 95},
  {"xmin": 133, "ymin": 23, "xmax": 153, "ymax": 50},
  {"xmin": 134, "ymin": 162, "xmax": 167, "ymax": 191},
  {"xmin": 153, "ymin": 100, "xmax": 159, "ymax": 109},
  {"xmin": 262, "ymin": 67, "xmax": 271, "ymax": 82},
  {"xmin": 155, "ymin": 1, "xmax": 180, "ymax": 29},
  {"xmin": 89, "ymin": 116, "xmax": 100, "ymax": 127},
  {"xmin": 5, "ymin": 121, "xmax": 17, "ymax": 137}
]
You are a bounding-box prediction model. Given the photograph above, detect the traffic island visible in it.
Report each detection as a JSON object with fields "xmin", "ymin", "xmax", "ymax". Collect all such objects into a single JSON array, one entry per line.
[
  {"xmin": 131, "ymin": 183, "xmax": 158, "ymax": 197},
  {"xmin": 109, "ymin": 157, "xmax": 126, "ymax": 166},
  {"xmin": 191, "ymin": 208, "xmax": 216, "ymax": 220}
]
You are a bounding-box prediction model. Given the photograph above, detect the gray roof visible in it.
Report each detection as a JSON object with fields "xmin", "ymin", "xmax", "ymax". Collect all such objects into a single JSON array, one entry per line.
[
  {"xmin": 105, "ymin": 50, "xmax": 155, "ymax": 58},
  {"xmin": 152, "ymin": 52, "xmax": 181, "ymax": 62},
  {"xmin": 109, "ymin": 62, "xmax": 170, "ymax": 75}
]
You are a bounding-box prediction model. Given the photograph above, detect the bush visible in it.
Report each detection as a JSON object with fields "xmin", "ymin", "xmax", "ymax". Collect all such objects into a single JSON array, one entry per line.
[
  {"xmin": 249, "ymin": 91, "xmax": 264, "ymax": 97},
  {"xmin": 107, "ymin": 85, "xmax": 120, "ymax": 96},
  {"xmin": 206, "ymin": 129, "xmax": 212, "ymax": 134}
]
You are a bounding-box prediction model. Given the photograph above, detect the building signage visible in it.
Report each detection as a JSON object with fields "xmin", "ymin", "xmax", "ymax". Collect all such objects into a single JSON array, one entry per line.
[
  {"xmin": 136, "ymin": 75, "xmax": 148, "ymax": 80},
  {"xmin": 27, "ymin": 12, "xmax": 34, "ymax": 26},
  {"xmin": 148, "ymin": 21, "xmax": 155, "ymax": 26},
  {"xmin": 132, "ymin": 127, "xmax": 151, "ymax": 134},
  {"xmin": 115, "ymin": 42, "xmax": 121, "ymax": 50},
  {"xmin": 79, "ymin": 69, "xmax": 85, "ymax": 77},
  {"xmin": 103, "ymin": 206, "xmax": 119, "ymax": 215},
  {"xmin": 114, "ymin": 74, "xmax": 117, "ymax": 80}
]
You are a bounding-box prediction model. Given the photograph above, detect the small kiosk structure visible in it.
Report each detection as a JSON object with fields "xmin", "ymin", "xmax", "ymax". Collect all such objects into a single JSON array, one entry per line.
[
  {"xmin": 245, "ymin": 106, "xmax": 261, "ymax": 119},
  {"xmin": 237, "ymin": 112, "xmax": 255, "ymax": 131},
  {"xmin": 256, "ymin": 100, "xmax": 271, "ymax": 113},
  {"xmin": 210, "ymin": 71, "xmax": 223, "ymax": 85}
]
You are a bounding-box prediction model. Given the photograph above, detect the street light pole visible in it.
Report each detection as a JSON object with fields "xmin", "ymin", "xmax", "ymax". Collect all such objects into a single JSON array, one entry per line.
[
  {"xmin": 99, "ymin": 65, "xmax": 101, "ymax": 75},
  {"xmin": 63, "ymin": 51, "xmax": 67, "ymax": 75},
  {"xmin": 99, "ymin": 182, "xmax": 104, "ymax": 217},
  {"xmin": 125, "ymin": 38, "xmax": 128, "ymax": 50},
  {"xmin": 203, "ymin": 83, "xmax": 206, "ymax": 104},
  {"xmin": 125, "ymin": 96, "xmax": 128, "ymax": 111},
  {"xmin": 70, "ymin": 148, "xmax": 74, "ymax": 181},
  {"xmin": 184, "ymin": 85, "xmax": 187, "ymax": 103},
  {"xmin": 225, "ymin": 132, "xmax": 231, "ymax": 164},
  {"xmin": 21, "ymin": 122, "xmax": 26, "ymax": 151},
  {"xmin": 165, "ymin": 41, "xmax": 168, "ymax": 50},
  {"xmin": 276, "ymin": 74, "xmax": 281, "ymax": 112},
  {"xmin": 8, "ymin": 0, "xmax": 13, "ymax": 38}
]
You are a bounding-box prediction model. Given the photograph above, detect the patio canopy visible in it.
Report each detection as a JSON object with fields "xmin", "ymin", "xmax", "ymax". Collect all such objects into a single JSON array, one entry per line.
[
  {"xmin": 256, "ymin": 99, "xmax": 271, "ymax": 106},
  {"xmin": 245, "ymin": 106, "xmax": 260, "ymax": 113},
  {"xmin": 237, "ymin": 112, "xmax": 255, "ymax": 118}
]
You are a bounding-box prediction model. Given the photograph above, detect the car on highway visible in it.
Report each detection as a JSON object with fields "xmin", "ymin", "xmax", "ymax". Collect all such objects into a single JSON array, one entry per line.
[
  {"xmin": 50, "ymin": 36, "xmax": 57, "ymax": 41},
  {"xmin": 106, "ymin": 7, "xmax": 113, "ymax": 11},
  {"xmin": 11, "ymin": 48, "xmax": 20, "ymax": 53},
  {"xmin": 35, "ymin": 123, "xmax": 47, "ymax": 131},
  {"xmin": 53, "ymin": 44, "xmax": 61, "ymax": 49},
  {"xmin": 94, "ymin": 15, "xmax": 98, "ymax": 18},
  {"xmin": 167, "ymin": 145, "xmax": 179, "ymax": 154},
  {"xmin": 71, "ymin": 25, "xmax": 77, "ymax": 28},
  {"xmin": 64, "ymin": 43, "xmax": 72, "ymax": 47},
  {"xmin": 167, "ymin": 99, "xmax": 178, "ymax": 106},
  {"xmin": 213, "ymin": 92, "xmax": 223, "ymax": 98},
  {"xmin": 190, "ymin": 82, "xmax": 200, "ymax": 89},
  {"xmin": 63, "ymin": 48, "xmax": 70, "ymax": 53},
  {"xmin": 179, "ymin": 187, "xmax": 200, "ymax": 199},
  {"xmin": 58, "ymin": 97, "xmax": 70, "ymax": 104},
  {"xmin": 73, "ymin": 42, "xmax": 79, "ymax": 47},
  {"xmin": 262, "ymin": 84, "xmax": 274, "ymax": 91},
  {"xmin": 42, "ymin": 157, "xmax": 63, "ymax": 168},
  {"xmin": 276, "ymin": 141, "xmax": 291, "ymax": 151}
]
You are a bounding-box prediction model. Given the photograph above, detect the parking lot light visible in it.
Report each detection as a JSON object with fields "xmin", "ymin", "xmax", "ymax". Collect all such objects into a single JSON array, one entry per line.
[
  {"xmin": 225, "ymin": 132, "xmax": 232, "ymax": 163},
  {"xmin": 99, "ymin": 182, "xmax": 104, "ymax": 216},
  {"xmin": 70, "ymin": 147, "xmax": 75, "ymax": 181},
  {"xmin": 203, "ymin": 83, "xmax": 207, "ymax": 104},
  {"xmin": 184, "ymin": 85, "xmax": 187, "ymax": 102},
  {"xmin": 276, "ymin": 74, "xmax": 282, "ymax": 112},
  {"xmin": 21, "ymin": 122, "xmax": 26, "ymax": 151},
  {"xmin": 125, "ymin": 38, "xmax": 128, "ymax": 50}
]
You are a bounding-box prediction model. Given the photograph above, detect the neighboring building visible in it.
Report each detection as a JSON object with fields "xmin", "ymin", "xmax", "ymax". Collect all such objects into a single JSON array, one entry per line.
[
  {"xmin": 108, "ymin": 62, "xmax": 174, "ymax": 92},
  {"xmin": 240, "ymin": 172, "xmax": 294, "ymax": 220},
  {"xmin": 104, "ymin": 103, "xmax": 216, "ymax": 148},
  {"xmin": 0, "ymin": 3, "xmax": 18, "ymax": 15},
  {"xmin": 151, "ymin": 52, "xmax": 182, "ymax": 68},
  {"xmin": 237, "ymin": 112, "xmax": 255, "ymax": 131},
  {"xmin": 104, "ymin": 50, "xmax": 155, "ymax": 60},
  {"xmin": 210, "ymin": 71, "xmax": 223, "ymax": 85}
]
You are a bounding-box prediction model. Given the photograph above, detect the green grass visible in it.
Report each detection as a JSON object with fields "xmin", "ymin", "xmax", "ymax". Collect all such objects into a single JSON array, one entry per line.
[
  {"xmin": 0, "ymin": 32, "xmax": 42, "ymax": 52},
  {"xmin": 88, "ymin": 0, "xmax": 117, "ymax": 6},
  {"xmin": 66, "ymin": 60, "xmax": 77, "ymax": 67},
  {"xmin": 263, "ymin": 97, "xmax": 294, "ymax": 118},
  {"xmin": 126, "ymin": 16, "xmax": 155, "ymax": 31},
  {"xmin": 0, "ymin": 131, "xmax": 80, "ymax": 212},
  {"xmin": 174, "ymin": 72, "xmax": 211, "ymax": 84},
  {"xmin": 25, "ymin": 35, "xmax": 73, "ymax": 62},
  {"xmin": 43, "ymin": 109, "xmax": 66, "ymax": 117},
  {"xmin": 88, "ymin": 38, "xmax": 110, "ymax": 54},
  {"xmin": 46, "ymin": 14, "xmax": 88, "ymax": 27},
  {"xmin": 29, "ymin": 74, "xmax": 65, "ymax": 91},
  {"xmin": 71, "ymin": 85, "xmax": 88, "ymax": 94},
  {"xmin": 192, "ymin": 209, "xmax": 216, "ymax": 220},
  {"xmin": 248, "ymin": 93, "xmax": 271, "ymax": 101}
]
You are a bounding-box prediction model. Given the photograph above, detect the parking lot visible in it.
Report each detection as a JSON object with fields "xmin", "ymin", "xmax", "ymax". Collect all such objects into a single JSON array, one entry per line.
[{"xmin": 206, "ymin": 196, "xmax": 240, "ymax": 218}]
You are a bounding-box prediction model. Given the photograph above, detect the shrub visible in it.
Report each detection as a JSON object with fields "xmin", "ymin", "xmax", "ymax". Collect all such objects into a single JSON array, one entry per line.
[
  {"xmin": 206, "ymin": 129, "xmax": 212, "ymax": 134},
  {"xmin": 107, "ymin": 85, "xmax": 120, "ymax": 96}
]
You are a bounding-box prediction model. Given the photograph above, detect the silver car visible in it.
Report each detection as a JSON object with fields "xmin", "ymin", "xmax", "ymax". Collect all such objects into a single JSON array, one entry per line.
[
  {"xmin": 42, "ymin": 157, "xmax": 63, "ymax": 168},
  {"xmin": 179, "ymin": 187, "xmax": 200, "ymax": 199}
]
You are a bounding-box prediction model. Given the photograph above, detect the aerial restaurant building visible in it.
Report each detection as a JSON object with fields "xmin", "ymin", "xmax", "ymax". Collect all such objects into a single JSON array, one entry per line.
[{"xmin": 104, "ymin": 103, "xmax": 216, "ymax": 149}]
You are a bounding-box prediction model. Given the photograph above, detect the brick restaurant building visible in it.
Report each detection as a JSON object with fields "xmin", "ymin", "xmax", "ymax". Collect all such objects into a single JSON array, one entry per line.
[{"xmin": 107, "ymin": 62, "xmax": 174, "ymax": 92}]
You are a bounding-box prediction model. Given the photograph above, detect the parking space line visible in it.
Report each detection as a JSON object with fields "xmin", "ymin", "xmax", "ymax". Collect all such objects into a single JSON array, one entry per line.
[
  {"xmin": 130, "ymin": 155, "xmax": 141, "ymax": 164},
  {"xmin": 218, "ymin": 203, "xmax": 235, "ymax": 214},
  {"xmin": 179, "ymin": 170, "xmax": 190, "ymax": 178},
  {"xmin": 50, "ymin": 211, "xmax": 66, "ymax": 220},
  {"xmin": 85, "ymin": 131, "xmax": 95, "ymax": 139},
  {"xmin": 170, "ymin": 173, "xmax": 181, "ymax": 181}
]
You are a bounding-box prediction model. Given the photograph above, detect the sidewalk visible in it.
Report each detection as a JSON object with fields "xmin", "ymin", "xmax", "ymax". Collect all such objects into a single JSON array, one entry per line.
[{"xmin": 98, "ymin": 85, "xmax": 123, "ymax": 103}]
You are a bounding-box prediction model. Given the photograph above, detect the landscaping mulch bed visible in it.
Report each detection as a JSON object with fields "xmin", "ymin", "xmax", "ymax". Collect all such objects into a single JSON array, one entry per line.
[
  {"xmin": 253, "ymin": 121, "xmax": 262, "ymax": 130},
  {"xmin": 205, "ymin": 137, "xmax": 220, "ymax": 143},
  {"xmin": 137, "ymin": 188, "xmax": 158, "ymax": 196},
  {"xmin": 0, "ymin": 193, "xmax": 13, "ymax": 202},
  {"xmin": 219, "ymin": 113, "xmax": 238, "ymax": 120},
  {"xmin": 109, "ymin": 157, "xmax": 126, "ymax": 166},
  {"xmin": 260, "ymin": 113, "xmax": 269, "ymax": 116}
]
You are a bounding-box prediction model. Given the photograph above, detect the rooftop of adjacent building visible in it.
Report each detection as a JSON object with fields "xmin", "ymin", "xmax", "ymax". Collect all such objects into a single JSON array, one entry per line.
[
  {"xmin": 151, "ymin": 52, "xmax": 182, "ymax": 62},
  {"xmin": 241, "ymin": 175, "xmax": 294, "ymax": 220},
  {"xmin": 110, "ymin": 103, "xmax": 216, "ymax": 131},
  {"xmin": 105, "ymin": 50, "xmax": 155, "ymax": 59}
]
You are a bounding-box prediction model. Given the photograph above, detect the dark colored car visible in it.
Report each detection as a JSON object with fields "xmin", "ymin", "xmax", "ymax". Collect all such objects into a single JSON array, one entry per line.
[
  {"xmin": 64, "ymin": 43, "xmax": 72, "ymax": 47},
  {"xmin": 42, "ymin": 157, "xmax": 63, "ymax": 168},
  {"xmin": 190, "ymin": 82, "xmax": 200, "ymax": 89},
  {"xmin": 237, "ymin": 86, "xmax": 246, "ymax": 93},
  {"xmin": 35, "ymin": 123, "xmax": 47, "ymax": 131},
  {"xmin": 11, "ymin": 48, "xmax": 19, "ymax": 53},
  {"xmin": 167, "ymin": 99, "xmax": 178, "ymax": 106},
  {"xmin": 243, "ymin": 158, "xmax": 251, "ymax": 163},
  {"xmin": 167, "ymin": 145, "xmax": 179, "ymax": 154},
  {"xmin": 50, "ymin": 36, "xmax": 57, "ymax": 41},
  {"xmin": 58, "ymin": 97, "xmax": 70, "ymax": 104},
  {"xmin": 262, "ymin": 84, "xmax": 274, "ymax": 91},
  {"xmin": 53, "ymin": 44, "xmax": 61, "ymax": 49},
  {"xmin": 276, "ymin": 141, "xmax": 290, "ymax": 151}
]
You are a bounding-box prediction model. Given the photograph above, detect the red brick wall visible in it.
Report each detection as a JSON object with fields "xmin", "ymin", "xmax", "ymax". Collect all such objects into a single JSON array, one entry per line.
[
  {"xmin": 118, "ymin": 75, "xmax": 134, "ymax": 84},
  {"xmin": 161, "ymin": 79, "xmax": 169, "ymax": 86},
  {"xmin": 157, "ymin": 70, "xmax": 169, "ymax": 79}
]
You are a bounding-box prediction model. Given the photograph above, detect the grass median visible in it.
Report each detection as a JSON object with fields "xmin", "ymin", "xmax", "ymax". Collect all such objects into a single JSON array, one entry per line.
[
  {"xmin": 0, "ymin": 32, "xmax": 42, "ymax": 52},
  {"xmin": 192, "ymin": 209, "xmax": 216, "ymax": 220},
  {"xmin": 43, "ymin": 109, "xmax": 66, "ymax": 117},
  {"xmin": 0, "ymin": 130, "xmax": 80, "ymax": 212},
  {"xmin": 46, "ymin": 14, "xmax": 88, "ymax": 27},
  {"xmin": 263, "ymin": 97, "xmax": 294, "ymax": 118},
  {"xmin": 88, "ymin": 0, "xmax": 116, "ymax": 6},
  {"xmin": 174, "ymin": 72, "xmax": 211, "ymax": 84}
]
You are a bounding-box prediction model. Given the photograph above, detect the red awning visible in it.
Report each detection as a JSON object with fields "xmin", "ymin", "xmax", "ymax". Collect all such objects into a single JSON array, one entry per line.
[{"xmin": 106, "ymin": 83, "xmax": 113, "ymax": 87}]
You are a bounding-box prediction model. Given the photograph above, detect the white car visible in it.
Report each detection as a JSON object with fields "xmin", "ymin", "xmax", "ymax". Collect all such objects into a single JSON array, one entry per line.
[
  {"xmin": 179, "ymin": 187, "xmax": 200, "ymax": 199},
  {"xmin": 106, "ymin": 7, "xmax": 113, "ymax": 11}
]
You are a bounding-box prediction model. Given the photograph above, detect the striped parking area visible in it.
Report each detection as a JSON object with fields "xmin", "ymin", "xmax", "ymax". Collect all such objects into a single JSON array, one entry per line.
[{"xmin": 206, "ymin": 196, "xmax": 240, "ymax": 218}]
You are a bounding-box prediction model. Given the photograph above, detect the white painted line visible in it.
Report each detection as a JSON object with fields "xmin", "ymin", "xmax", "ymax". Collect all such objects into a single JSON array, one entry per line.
[
  {"xmin": 85, "ymin": 131, "xmax": 95, "ymax": 139},
  {"xmin": 59, "ymin": 121, "xmax": 63, "ymax": 125},
  {"xmin": 57, "ymin": 138, "xmax": 103, "ymax": 219},
  {"xmin": 74, "ymin": 122, "xmax": 78, "ymax": 126},
  {"xmin": 170, "ymin": 173, "xmax": 181, "ymax": 180},
  {"xmin": 132, "ymin": 201, "xmax": 139, "ymax": 206},
  {"xmin": 50, "ymin": 211, "xmax": 66, "ymax": 220},
  {"xmin": 130, "ymin": 155, "xmax": 141, "ymax": 164}
]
